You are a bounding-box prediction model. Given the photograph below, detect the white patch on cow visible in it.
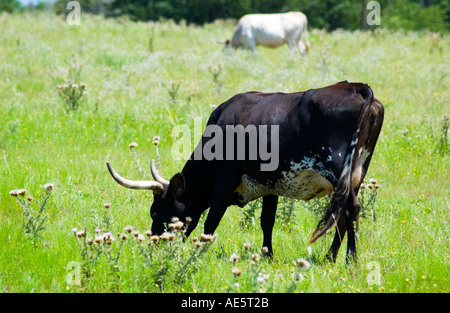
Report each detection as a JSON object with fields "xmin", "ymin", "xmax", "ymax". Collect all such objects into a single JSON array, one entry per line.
[
  {"xmin": 234, "ymin": 169, "xmax": 334, "ymax": 206},
  {"xmin": 234, "ymin": 174, "xmax": 268, "ymax": 205},
  {"xmin": 274, "ymin": 169, "xmax": 333, "ymax": 200}
]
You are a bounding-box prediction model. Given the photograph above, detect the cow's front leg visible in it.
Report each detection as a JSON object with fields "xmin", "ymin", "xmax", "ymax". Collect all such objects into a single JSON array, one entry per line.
[
  {"xmin": 260, "ymin": 194, "xmax": 278, "ymax": 257},
  {"xmin": 203, "ymin": 169, "xmax": 241, "ymax": 236}
]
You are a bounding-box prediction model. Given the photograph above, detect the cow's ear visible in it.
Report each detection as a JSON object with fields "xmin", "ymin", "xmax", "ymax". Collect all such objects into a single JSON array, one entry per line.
[{"xmin": 168, "ymin": 173, "xmax": 185, "ymax": 199}]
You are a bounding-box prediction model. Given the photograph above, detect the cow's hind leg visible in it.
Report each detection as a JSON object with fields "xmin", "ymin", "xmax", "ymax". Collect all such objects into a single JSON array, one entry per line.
[
  {"xmin": 345, "ymin": 188, "xmax": 360, "ymax": 263},
  {"xmin": 260, "ymin": 194, "xmax": 278, "ymax": 257},
  {"xmin": 326, "ymin": 214, "xmax": 347, "ymax": 263}
]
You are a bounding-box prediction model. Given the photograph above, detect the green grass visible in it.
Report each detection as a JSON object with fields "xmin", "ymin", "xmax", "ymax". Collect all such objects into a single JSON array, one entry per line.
[{"xmin": 0, "ymin": 12, "xmax": 449, "ymax": 293}]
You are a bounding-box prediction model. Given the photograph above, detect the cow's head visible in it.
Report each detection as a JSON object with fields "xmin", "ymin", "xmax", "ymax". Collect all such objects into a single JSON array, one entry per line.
[{"xmin": 106, "ymin": 160, "xmax": 186, "ymax": 235}]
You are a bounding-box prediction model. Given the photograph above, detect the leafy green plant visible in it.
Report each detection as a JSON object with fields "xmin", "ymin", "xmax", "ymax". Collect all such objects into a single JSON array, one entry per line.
[
  {"xmin": 276, "ymin": 197, "xmax": 298, "ymax": 228},
  {"xmin": 239, "ymin": 198, "xmax": 261, "ymax": 229}
]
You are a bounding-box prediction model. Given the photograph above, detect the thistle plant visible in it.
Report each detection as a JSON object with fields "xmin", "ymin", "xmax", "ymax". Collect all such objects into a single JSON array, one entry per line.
[
  {"xmin": 226, "ymin": 243, "xmax": 271, "ymax": 292},
  {"xmin": 128, "ymin": 141, "xmax": 147, "ymax": 178},
  {"xmin": 72, "ymin": 227, "xmax": 124, "ymax": 286},
  {"xmin": 208, "ymin": 62, "xmax": 223, "ymax": 84},
  {"xmin": 358, "ymin": 178, "xmax": 380, "ymax": 221},
  {"xmin": 163, "ymin": 80, "xmax": 182, "ymax": 104},
  {"xmin": 9, "ymin": 183, "xmax": 53, "ymax": 239},
  {"xmin": 435, "ymin": 113, "xmax": 449, "ymax": 155},
  {"xmin": 148, "ymin": 25, "xmax": 155, "ymax": 53},
  {"xmin": 57, "ymin": 81, "xmax": 87, "ymax": 111},
  {"xmin": 72, "ymin": 218, "xmax": 214, "ymax": 291},
  {"xmin": 132, "ymin": 218, "xmax": 215, "ymax": 289},
  {"xmin": 128, "ymin": 137, "xmax": 161, "ymax": 178}
]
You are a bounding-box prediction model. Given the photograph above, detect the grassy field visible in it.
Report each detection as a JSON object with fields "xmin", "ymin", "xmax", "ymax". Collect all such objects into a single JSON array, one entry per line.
[{"xmin": 0, "ymin": 12, "xmax": 449, "ymax": 293}]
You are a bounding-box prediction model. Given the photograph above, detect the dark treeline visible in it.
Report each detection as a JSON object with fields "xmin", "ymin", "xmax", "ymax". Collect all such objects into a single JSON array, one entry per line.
[{"xmin": 2, "ymin": 0, "xmax": 449, "ymax": 32}]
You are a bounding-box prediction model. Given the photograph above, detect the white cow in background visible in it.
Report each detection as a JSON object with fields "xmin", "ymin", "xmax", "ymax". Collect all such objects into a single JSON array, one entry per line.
[{"xmin": 225, "ymin": 12, "xmax": 310, "ymax": 55}]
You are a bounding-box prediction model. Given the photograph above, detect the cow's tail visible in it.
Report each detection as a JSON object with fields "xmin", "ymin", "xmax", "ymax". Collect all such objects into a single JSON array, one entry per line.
[{"xmin": 309, "ymin": 83, "xmax": 373, "ymax": 244}]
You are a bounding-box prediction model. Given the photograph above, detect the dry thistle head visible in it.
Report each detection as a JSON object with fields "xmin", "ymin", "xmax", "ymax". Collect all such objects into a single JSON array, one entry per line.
[
  {"xmin": 9, "ymin": 189, "xmax": 18, "ymax": 197},
  {"xmin": 76, "ymin": 230, "xmax": 86, "ymax": 238},
  {"xmin": 229, "ymin": 253, "xmax": 239, "ymax": 264},
  {"xmin": 200, "ymin": 234, "xmax": 215, "ymax": 242},
  {"xmin": 232, "ymin": 267, "xmax": 242, "ymax": 277},
  {"xmin": 150, "ymin": 235, "xmax": 159, "ymax": 244},
  {"xmin": 94, "ymin": 236, "xmax": 103, "ymax": 244},
  {"xmin": 296, "ymin": 258, "xmax": 310, "ymax": 269},
  {"xmin": 144, "ymin": 230, "xmax": 152, "ymax": 237},
  {"xmin": 173, "ymin": 221, "xmax": 184, "ymax": 230},
  {"xmin": 252, "ymin": 253, "xmax": 260, "ymax": 262},
  {"xmin": 185, "ymin": 216, "xmax": 192, "ymax": 225},
  {"xmin": 160, "ymin": 232, "xmax": 173, "ymax": 242},
  {"xmin": 261, "ymin": 246, "xmax": 269, "ymax": 255},
  {"xmin": 104, "ymin": 203, "xmax": 111, "ymax": 209},
  {"xmin": 44, "ymin": 183, "xmax": 54, "ymax": 191},
  {"xmin": 128, "ymin": 142, "xmax": 138, "ymax": 149},
  {"xmin": 243, "ymin": 243, "xmax": 251, "ymax": 251},
  {"xmin": 152, "ymin": 136, "xmax": 160, "ymax": 146},
  {"xmin": 124, "ymin": 225, "xmax": 133, "ymax": 233},
  {"xmin": 27, "ymin": 196, "xmax": 34, "ymax": 201},
  {"xmin": 137, "ymin": 234, "xmax": 145, "ymax": 243},
  {"xmin": 121, "ymin": 233, "xmax": 129, "ymax": 241},
  {"xmin": 256, "ymin": 274, "xmax": 265, "ymax": 284},
  {"xmin": 17, "ymin": 189, "xmax": 27, "ymax": 196}
]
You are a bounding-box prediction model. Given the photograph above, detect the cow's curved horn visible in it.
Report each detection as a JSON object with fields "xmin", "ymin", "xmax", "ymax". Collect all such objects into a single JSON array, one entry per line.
[
  {"xmin": 106, "ymin": 162, "xmax": 164, "ymax": 194},
  {"xmin": 151, "ymin": 159, "xmax": 169, "ymax": 186}
]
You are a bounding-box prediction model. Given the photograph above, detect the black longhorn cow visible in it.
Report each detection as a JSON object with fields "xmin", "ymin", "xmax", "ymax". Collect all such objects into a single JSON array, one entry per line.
[{"xmin": 107, "ymin": 81, "xmax": 384, "ymax": 262}]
